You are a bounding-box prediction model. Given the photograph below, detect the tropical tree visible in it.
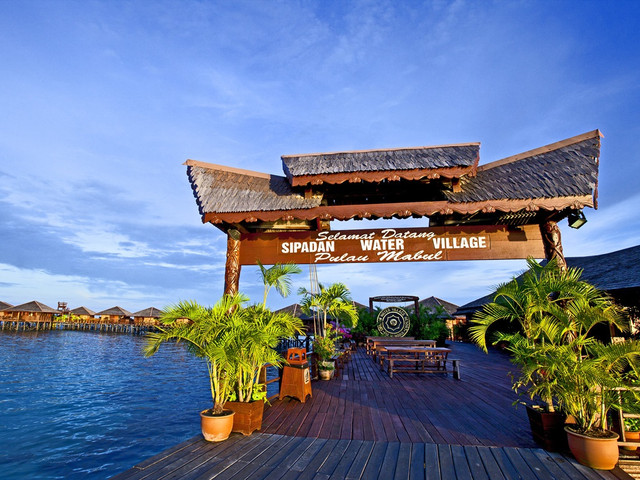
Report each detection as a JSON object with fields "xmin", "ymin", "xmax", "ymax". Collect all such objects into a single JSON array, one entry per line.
[
  {"xmin": 229, "ymin": 304, "xmax": 304, "ymax": 403},
  {"xmin": 469, "ymin": 257, "xmax": 626, "ymax": 351},
  {"xmin": 470, "ymin": 257, "xmax": 627, "ymax": 413},
  {"xmin": 143, "ymin": 294, "xmax": 249, "ymax": 415},
  {"xmin": 298, "ymin": 282, "xmax": 358, "ymax": 337},
  {"xmin": 257, "ymin": 261, "xmax": 302, "ymax": 307}
]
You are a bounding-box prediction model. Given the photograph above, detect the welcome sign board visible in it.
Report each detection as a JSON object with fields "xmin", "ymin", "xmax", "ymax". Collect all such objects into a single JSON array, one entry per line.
[{"xmin": 238, "ymin": 224, "xmax": 544, "ymax": 265}]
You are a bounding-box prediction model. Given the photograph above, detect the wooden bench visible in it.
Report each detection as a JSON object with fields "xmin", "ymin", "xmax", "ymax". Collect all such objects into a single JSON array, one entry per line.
[
  {"xmin": 380, "ymin": 346, "xmax": 451, "ymax": 378},
  {"xmin": 371, "ymin": 339, "xmax": 436, "ymax": 364},
  {"xmin": 365, "ymin": 336, "xmax": 415, "ymax": 356}
]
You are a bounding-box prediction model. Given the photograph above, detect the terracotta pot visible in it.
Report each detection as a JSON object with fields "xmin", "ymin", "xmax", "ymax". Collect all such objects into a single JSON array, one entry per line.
[
  {"xmin": 525, "ymin": 405, "xmax": 568, "ymax": 452},
  {"xmin": 623, "ymin": 430, "xmax": 640, "ymax": 451},
  {"xmin": 565, "ymin": 426, "xmax": 619, "ymax": 470},
  {"xmin": 224, "ymin": 400, "xmax": 264, "ymax": 436},
  {"xmin": 319, "ymin": 369, "xmax": 333, "ymax": 381},
  {"xmin": 200, "ymin": 409, "xmax": 235, "ymax": 442}
]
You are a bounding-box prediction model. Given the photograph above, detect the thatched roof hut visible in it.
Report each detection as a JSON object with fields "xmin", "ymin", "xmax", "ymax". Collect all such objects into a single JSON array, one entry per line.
[
  {"xmin": 132, "ymin": 307, "xmax": 163, "ymax": 325},
  {"xmin": 69, "ymin": 306, "xmax": 97, "ymax": 322},
  {"xmin": 96, "ymin": 306, "xmax": 133, "ymax": 323},
  {"xmin": 4, "ymin": 301, "xmax": 58, "ymax": 322},
  {"xmin": 0, "ymin": 301, "xmax": 13, "ymax": 317}
]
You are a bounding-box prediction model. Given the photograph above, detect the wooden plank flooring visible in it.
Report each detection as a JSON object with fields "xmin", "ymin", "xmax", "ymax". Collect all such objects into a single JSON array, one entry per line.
[
  {"xmin": 111, "ymin": 343, "xmax": 634, "ymax": 479},
  {"xmin": 263, "ymin": 343, "xmax": 535, "ymax": 447},
  {"xmin": 111, "ymin": 433, "xmax": 632, "ymax": 479}
]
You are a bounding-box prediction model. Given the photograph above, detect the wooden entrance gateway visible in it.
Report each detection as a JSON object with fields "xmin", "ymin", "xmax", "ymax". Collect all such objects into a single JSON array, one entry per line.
[{"xmin": 185, "ymin": 130, "xmax": 601, "ymax": 293}]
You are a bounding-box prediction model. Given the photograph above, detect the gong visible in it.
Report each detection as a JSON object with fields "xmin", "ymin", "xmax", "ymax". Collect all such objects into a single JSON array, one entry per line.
[{"xmin": 376, "ymin": 306, "xmax": 411, "ymax": 337}]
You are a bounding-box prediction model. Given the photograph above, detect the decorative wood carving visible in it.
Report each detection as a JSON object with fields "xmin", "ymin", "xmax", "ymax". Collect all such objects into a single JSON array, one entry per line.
[
  {"xmin": 204, "ymin": 195, "xmax": 595, "ymax": 225},
  {"xmin": 224, "ymin": 229, "xmax": 242, "ymax": 296},
  {"xmin": 289, "ymin": 164, "xmax": 477, "ymax": 186},
  {"xmin": 541, "ymin": 220, "xmax": 567, "ymax": 270}
]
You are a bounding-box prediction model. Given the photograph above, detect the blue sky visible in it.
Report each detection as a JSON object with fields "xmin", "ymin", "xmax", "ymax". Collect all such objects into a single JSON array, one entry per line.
[{"xmin": 1, "ymin": 0, "xmax": 639, "ymax": 313}]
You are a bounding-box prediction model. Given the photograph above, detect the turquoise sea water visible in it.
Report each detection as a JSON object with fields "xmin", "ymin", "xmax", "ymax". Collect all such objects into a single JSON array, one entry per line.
[{"xmin": 0, "ymin": 331, "xmax": 212, "ymax": 479}]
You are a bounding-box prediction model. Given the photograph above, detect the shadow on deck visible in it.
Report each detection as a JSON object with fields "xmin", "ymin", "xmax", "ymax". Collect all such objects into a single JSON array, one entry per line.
[
  {"xmin": 111, "ymin": 342, "xmax": 634, "ymax": 479},
  {"xmin": 263, "ymin": 342, "xmax": 536, "ymax": 447}
]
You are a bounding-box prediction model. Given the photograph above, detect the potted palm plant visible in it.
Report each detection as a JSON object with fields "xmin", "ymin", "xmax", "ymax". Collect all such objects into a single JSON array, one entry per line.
[
  {"xmin": 623, "ymin": 418, "xmax": 640, "ymax": 451},
  {"xmin": 223, "ymin": 262, "xmax": 303, "ymax": 435},
  {"xmin": 224, "ymin": 304, "xmax": 303, "ymax": 434},
  {"xmin": 298, "ymin": 282, "xmax": 358, "ymax": 337},
  {"xmin": 553, "ymin": 339, "xmax": 640, "ymax": 469},
  {"xmin": 143, "ymin": 294, "xmax": 247, "ymax": 442},
  {"xmin": 470, "ymin": 258, "xmax": 629, "ymax": 454},
  {"xmin": 313, "ymin": 330, "xmax": 338, "ymax": 380}
]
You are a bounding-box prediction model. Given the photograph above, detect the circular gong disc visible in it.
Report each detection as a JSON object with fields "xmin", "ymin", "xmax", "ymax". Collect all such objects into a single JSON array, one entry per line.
[{"xmin": 376, "ymin": 306, "xmax": 411, "ymax": 337}]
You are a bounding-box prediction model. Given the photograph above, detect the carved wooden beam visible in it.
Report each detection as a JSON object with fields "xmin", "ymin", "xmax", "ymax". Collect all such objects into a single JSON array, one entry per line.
[
  {"xmin": 540, "ymin": 220, "xmax": 567, "ymax": 270},
  {"xmin": 224, "ymin": 229, "xmax": 242, "ymax": 296}
]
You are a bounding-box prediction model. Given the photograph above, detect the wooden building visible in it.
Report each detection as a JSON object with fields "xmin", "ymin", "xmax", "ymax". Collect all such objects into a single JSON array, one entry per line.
[
  {"xmin": 185, "ymin": 131, "xmax": 601, "ymax": 294},
  {"xmin": 96, "ymin": 306, "xmax": 133, "ymax": 324},
  {"xmin": 3, "ymin": 300, "xmax": 59, "ymax": 322},
  {"xmin": 0, "ymin": 301, "xmax": 13, "ymax": 318},
  {"xmin": 69, "ymin": 306, "xmax": 97, "ymax": 322},
  {"xmin": 132, "ymin": 307, "xmax": 163, "ymax": 326}
]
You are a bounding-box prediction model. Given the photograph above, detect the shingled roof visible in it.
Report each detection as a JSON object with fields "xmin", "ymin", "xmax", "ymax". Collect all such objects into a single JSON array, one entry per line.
[
  {"xmin": 445, "ymin": 131, "xmax": 600, "ymax": 206},
  {"xmin": 96, "ymin": 306, "xmax": 133, "ymax": 316},
  {"xmin": 70, "ymin": 306, "xmax": 96, "ymax": 316},
  {"xmin": 5, "ymin": 301, "xmax": 58, "ymax": 313},
  {"xmin": 186, "ymin": 160, "xmax": 321, "ymax": 219},
  {"xmin": 186, "ymin": 130, "xmax": 601, "ymax": 227},
  {"xmin": 282, "ymin": 144, "xmax": 479, "ymax": 186},
  {"xmin": 418, "ymin": 296, "xmax": 460, "ymax": 317},
  {"xmin": 455, "ymin": 244, "xmax": 640, "ymax": 316},
  {"xmin": 0, "ymin": 301, "xmax": 13, "ymax": 311},
  {"xmin": 132, "ymin": 307, "xmax": 164, "ymax": 318}
]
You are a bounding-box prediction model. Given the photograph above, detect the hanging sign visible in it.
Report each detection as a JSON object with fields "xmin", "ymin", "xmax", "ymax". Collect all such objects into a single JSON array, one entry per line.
[{"xmin": 238, "ymin": 224, "xmax": 543, "ymax": 265}]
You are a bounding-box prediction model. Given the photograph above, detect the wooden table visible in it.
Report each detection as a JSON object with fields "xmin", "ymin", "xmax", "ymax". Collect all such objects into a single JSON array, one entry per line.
[{"xmin": 380, "ymin": 346, "xmax": 452, "ymax": 378}]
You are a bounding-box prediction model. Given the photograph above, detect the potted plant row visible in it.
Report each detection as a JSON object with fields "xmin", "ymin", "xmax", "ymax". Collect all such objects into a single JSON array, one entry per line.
[
  {"xmin": 143, "ymin": 263, "xmax": 303, "ymax": 442},
  {"xmin": 471, "ymin": 258, "xmax": 640, "ymax": 469}
]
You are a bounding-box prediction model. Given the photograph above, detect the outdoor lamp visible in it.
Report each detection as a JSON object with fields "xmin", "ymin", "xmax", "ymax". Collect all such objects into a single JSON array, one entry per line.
[{"xmin": 568, "ymin": 210, "xmax": 587, "ymax": 229}]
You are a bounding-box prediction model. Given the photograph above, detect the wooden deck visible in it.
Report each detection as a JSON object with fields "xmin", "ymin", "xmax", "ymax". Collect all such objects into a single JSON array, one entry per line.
[
  {"xmin": 262, "ymin": 343, "xmax": 535, "ymax": 447},
  {"xmin": 112, "ymin": 343, "xmax": 633, "ymax": 479}
]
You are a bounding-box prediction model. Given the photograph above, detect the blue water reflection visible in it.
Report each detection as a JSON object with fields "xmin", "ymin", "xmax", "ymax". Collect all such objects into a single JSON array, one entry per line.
[{"xmin": 0, "ymin": 331, "xmax": 211, "ymax": 479}]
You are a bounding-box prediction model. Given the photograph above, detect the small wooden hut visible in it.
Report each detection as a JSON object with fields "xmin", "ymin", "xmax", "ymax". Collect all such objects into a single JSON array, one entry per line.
[
  {"xmin": 70, "ymin": 306, "xmax": 97, "ymax": 323},
  {"xmin": 132, "ymin": 307, "xmax": 163, "ymax": 326},
  {"xmin": 3, "ymin": 301, "xmax": 59, "ymax": 323},
  {"xmin": 0, "ymin": 301, "xmax": 13, "ymax": 318},
  {"xmin": 96, "ymin": 306, "xmax": 133, "ymax": 324}
]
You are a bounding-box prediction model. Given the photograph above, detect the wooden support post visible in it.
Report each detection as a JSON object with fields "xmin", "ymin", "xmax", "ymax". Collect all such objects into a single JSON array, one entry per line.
[
  {"xmin": 541, "ymin": 220, "xmax": 567, "ymax": 270},
  {"xmin": 224, "ymin": 229, "xmax": 242, "ymax": 296}
]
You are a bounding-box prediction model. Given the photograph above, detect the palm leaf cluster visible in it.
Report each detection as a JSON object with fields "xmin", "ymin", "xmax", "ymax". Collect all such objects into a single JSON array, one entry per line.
[
  {"xmin": 470, "ymin": 257, "xmax": 640, "ymax": 434},
  {"xmin": 144, "ymin": 262, "xmax": 304, "ymax": 415},
  {"xmin": 298, "ymin": 282, "xmax": 358, "ymax": 337}
]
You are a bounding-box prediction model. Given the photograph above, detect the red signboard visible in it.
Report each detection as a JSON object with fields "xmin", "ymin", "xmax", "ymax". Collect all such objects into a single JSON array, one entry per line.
[{"xmin": 238, "ymin": 224, "xmax": 544, "ymax": 265}]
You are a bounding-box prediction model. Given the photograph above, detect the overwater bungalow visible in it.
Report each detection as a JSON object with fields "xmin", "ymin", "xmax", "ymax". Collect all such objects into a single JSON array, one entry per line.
[
  {"xmin": 0, "ymin": 301, "xmax": 13, "ymax": 318},
  {"xmin": 69, "ymin": 306, "xmax": 97, "ymax": 323},
  {"xmin": 3, "ymin": 300, "xmax": 58, "ymax": 323},
  {"xmin": 96, "ymin": 306, "xmax": 133, "ymax": 324},
  {"xmin": 132, "ymin": 307, "xmax": 163, "ymax": 326}
]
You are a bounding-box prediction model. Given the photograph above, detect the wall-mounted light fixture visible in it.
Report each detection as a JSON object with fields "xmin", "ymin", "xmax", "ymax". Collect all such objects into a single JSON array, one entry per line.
[{"xmin": 568, "ymin": 210, "xmax": 587, "ymax": 229}]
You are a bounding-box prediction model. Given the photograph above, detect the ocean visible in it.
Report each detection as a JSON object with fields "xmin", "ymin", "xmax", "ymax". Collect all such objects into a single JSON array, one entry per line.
[{"xmin": 0, "ymin": 330, "xmax": 213, "ymax": 479}]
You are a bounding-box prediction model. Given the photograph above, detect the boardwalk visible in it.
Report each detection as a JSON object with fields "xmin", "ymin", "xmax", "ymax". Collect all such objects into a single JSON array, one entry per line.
[{"xmin": 112, "ymin": 343, "xmax": 633, "ymax": 479}]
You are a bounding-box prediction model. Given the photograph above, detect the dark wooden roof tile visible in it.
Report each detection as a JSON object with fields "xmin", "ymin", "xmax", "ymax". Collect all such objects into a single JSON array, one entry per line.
[
  {"xmin": 445, "ymin": 132, "xmax": 600, "ymax": 203},
  {"xmin": 186, "ymin": 160, "xmax": 321, "ymax": 216},
  {"xmin": 282, "ymin": 144, "xmax": 479, "ymax": 177}
]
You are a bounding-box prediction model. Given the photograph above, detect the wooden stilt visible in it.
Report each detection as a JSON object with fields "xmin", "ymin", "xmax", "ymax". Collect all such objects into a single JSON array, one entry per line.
[
  {"xmin": 540, "ymin": 220, "xmax": 567, "ymax": 270},
  {"xmin": 224, "ymin": 229, "xmax": 242, "ymax": 296}
]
